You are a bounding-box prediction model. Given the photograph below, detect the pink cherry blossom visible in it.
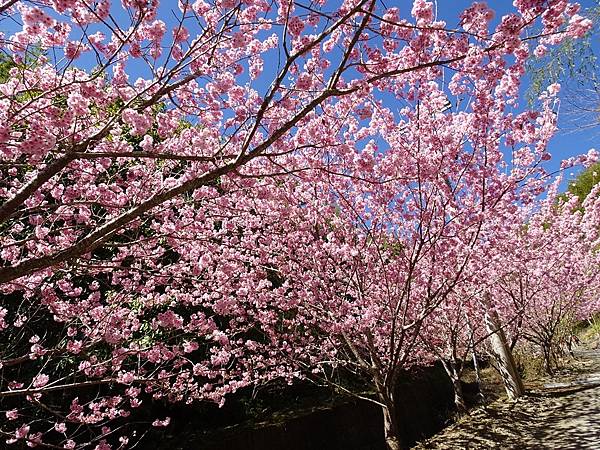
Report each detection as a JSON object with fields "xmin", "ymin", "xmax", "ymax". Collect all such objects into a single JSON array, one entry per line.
[
  {"xmin": 32, "ymin": 374, "xmax": 50, "ymax": 388},
  {"xmin": 152, "ymin": 417, "xmax": 171, "ymax": 427},
  {"xmin": 15, "ymin": 424, "xmax": 30, "ymax": 440},
  {"xmin": 0, "ymin": 1, "xmax": 596, "ymax": 448}
]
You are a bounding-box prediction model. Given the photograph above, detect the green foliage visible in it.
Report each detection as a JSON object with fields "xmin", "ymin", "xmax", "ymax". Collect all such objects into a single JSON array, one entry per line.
[
  {"xmin": 567, "ymin": 161, "xmax": 600, "ymax": 201},
  {"xmin": 514, "ymin": 350, "xmax": 546, "ymax": 379},
  {"xmin": 0, "ymin": 44, "xmax": 47, "ymax": 83},
  {"xmin": 526, "ymin": 5, "xmax": 600, "ymax": 105},
  {"xmin": 555, "ymin": 162, "xmax": 600, "ymax": 211},
  {"xmin": 0, "ymin": 53, "xmax": 15, "ymax": 83},
  {"xmin": 586, "ymin": 314, "xmax": 600, "ymax": 336}
]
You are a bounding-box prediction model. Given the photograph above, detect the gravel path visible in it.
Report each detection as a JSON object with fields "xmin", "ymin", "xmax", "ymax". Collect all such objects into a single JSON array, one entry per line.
[{"xmin": 413, "ymin": 348, "xmax": 600, "ymax": 449}]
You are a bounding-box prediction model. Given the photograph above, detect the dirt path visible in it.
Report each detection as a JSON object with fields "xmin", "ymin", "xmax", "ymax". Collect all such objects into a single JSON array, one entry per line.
[{"xmin": 413, "ymin": 348, "xmax": 600, "ymax": 449}]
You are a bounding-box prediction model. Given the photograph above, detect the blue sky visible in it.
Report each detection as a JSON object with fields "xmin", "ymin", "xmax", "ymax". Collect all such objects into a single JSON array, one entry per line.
[
  {"xmin": 436, "ymin": 0, "xmax": 600, "ymax": 184},
  {"xmin": 2, "ymin": 0, "xmax": 597, "ymax": 185}
]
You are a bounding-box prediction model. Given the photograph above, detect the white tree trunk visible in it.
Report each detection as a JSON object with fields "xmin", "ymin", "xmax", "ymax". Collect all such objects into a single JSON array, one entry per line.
[
  {"xmin": 441, "ymin": 360, "xmax": 467, "ymax": 412},
  {"xmin": 382, "ymin": 405, "xmax": 402, "ymax": 450},
  {"xmin": 484, "ymin": 295, "xmax": 524, "ymax": 399},
  {"xmin": 471, "ymin": 347, "xmax": 485, "ymax": 403}
]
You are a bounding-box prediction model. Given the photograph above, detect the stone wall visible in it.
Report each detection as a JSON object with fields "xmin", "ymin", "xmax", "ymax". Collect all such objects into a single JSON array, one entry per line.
[{"xmin": 149, "ymin": 363, "xmax": 455, "ymax": 450}]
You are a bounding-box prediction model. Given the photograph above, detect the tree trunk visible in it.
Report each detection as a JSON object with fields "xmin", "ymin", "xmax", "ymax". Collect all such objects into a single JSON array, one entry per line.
[
  {"xmin": 484, "ymin": 299, "xmax": 524, "ymax": 399},
  {"xmin": 471, "ymin": 349, "xmax": 485, "ymax": 403},
  {"xmin": 451, "ymin": 377, "xmax": 467, "ymax": 413},
  {"xmin": 543, "ymin": 345, "xmax": 554, "ymax": 375},
  {"xmin": 441, "ymin": 359, "xmax": 467, "ymax": 413},
  {"xmin": 382, "ymin": 405, "xmax": 402, "ymax": 450},
  {"xmin": 467, "ymin": 322, "xmax": 485, "ymax": 403}
]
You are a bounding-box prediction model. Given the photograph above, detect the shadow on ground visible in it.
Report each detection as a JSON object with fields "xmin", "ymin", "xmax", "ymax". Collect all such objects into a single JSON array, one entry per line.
[{"xmin": 413, "ymin": 348, "xmax": 600, "ymax": 449}]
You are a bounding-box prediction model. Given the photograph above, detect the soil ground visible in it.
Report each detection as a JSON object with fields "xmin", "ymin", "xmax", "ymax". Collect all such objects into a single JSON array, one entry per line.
[{"xmin": 412, "ymin": 344, "xmax": 600, "ymax": 449}]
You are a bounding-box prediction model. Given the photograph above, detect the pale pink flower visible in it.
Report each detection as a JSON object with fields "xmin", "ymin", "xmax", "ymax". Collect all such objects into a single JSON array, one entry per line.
[
  {"xmin": 15, "ymin": 424, "xmax": 30, "ymax": 439},
  {"xmin": 32, "ymin": 373, "xmax": 49, "ymax": 388},
  {"xmin": 152, "ymin": 417, "xmax": 171, "ymax": 427}
]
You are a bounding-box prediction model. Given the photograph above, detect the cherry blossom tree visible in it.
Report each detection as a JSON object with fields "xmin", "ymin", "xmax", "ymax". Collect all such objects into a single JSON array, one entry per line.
[
  {"xmin": 417, "ymin": 287, "xmax": 490, "ymax": 412},
  {"xmin": 201, "ymin": 58, "xmax": 588, "ymax": 450},
  {"xmin": 493, "ymin": 171, "xmax": 600, "ymax": 375},
  {"xmin": 0, "ymin": 0, "xmax": 595, "ymax": 449}
]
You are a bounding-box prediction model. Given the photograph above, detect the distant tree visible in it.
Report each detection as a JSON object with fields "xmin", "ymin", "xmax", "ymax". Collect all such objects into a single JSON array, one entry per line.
[
  {"xmin": 527, "ymin": 3, "xmax": 600, "ymax": 132},
  {"xmin": 567, "ymin": 161, "xmax": 600, "ymax": 202},
  {"xmin": 496, "ymin": 179, "xmax": 600, "ymax": 374}
]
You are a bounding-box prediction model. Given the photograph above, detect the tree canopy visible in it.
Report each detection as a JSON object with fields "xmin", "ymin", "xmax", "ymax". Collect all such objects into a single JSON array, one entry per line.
[{"xmin": 0, "ymin": 2, "xmax": 599, "ymax": 449}]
